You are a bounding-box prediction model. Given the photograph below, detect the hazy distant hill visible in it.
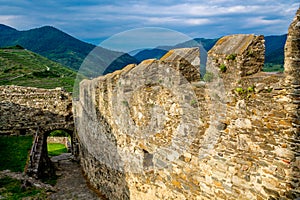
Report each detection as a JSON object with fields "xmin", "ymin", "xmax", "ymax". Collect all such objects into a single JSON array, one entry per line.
[
  {"xmin": 172, "ymin": 38, "xmax": 219, "ymax": 51},
  {"xmin": 133, "ymin": 35, "xmax": 286, "ymax": 72},
  {"xmin": 134, "ymin": 49, "xmax": 168, "ymax": 63},
  {"xmin": 0, "ymin": 24, "xmax": 138, "ymax": 77},
  {"xmin": 264, "ymin": 34, "xmax": 287, "ymax": 64},
  {"xmin": 132, "ymin": 38, "xmax": 217, "ymax": 65},
  {"xmin": 0, "ymin": 46, "xmax": 84, "ymax": 92}
]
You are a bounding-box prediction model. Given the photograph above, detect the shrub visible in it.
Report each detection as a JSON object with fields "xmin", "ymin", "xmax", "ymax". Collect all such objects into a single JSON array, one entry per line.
[
  {"xmin": 235, "ymin": 87, "xmax": 245, "ymax": 94},
  {"xmin": 15, "ymin": 45, "xmax": 25, "ymax": 49},
  {"xmin": 190, "ymin": 99, "xmax": 198, "ymax": 107},
  {"xmin": 122, "ymin": 100, "xmax": 129, "ymax": 107},
  {"xmin": 32, "ymin": 70, "xmax": 60, "ymax": 78},
  {"xmin": 226, "ymin": 54, "xmax": 236, "ymax": 60},
  {"xmin": 49, "ymin": 130, "xmax": 68, "ymax": 137},
  {"xmin": 247, "ymin": 50, "xmax": 254, "ymax": 57},
  {"xmin": 247, "ymin": 86, "xmax": 254, "ymax": 92},
  {"xmin": 219, "ymin": 64, "xmax": 227, "ymax": 73},
  {"xmin": 235, "ymin": 86, "xmax": 255, "ymax": 98}
]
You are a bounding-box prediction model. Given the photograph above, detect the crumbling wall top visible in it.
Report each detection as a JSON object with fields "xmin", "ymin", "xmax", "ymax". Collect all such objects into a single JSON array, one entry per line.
[
  {"xmin": 160, "ymin": 47, "xmax": 199, "ymax": 63},
  {"xmin": 209, "ymin": 34, "xmax": 255, "ymax": 55}
]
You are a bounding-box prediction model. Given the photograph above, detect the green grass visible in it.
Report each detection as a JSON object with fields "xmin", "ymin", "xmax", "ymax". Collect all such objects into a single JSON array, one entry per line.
[
  {"xmin": 0, "ymin": 48, "xmax": 86, "ymax": 92},
  {"xmin": 0, "ymin": 136, "xmax": 33, "ymax": 172},
  {"xmin": 47, "ymin": 143, "xmax": 67, "ymax": 157},
  {"xmin": 219, "ymin": 64, "xmax": 227, "ymax": 73},
  {"xmin": 226, "ymin": 54, "xmax": 236, "ymax": 60},
  {"xmin": 0, "ymin": 176, "xmax": 47, "ymax": 199}
]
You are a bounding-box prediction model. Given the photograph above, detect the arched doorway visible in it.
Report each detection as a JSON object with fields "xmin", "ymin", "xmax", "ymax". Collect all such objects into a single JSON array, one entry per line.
[{"xmin": 26, "ymin": 127, "xmax": 78, "ymax": 179}]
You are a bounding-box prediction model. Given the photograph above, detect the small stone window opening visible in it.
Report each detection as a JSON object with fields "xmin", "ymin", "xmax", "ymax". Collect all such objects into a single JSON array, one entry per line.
[{"xmin": 143, "ymin": 149, "xmax": 153, "ymax": 169}]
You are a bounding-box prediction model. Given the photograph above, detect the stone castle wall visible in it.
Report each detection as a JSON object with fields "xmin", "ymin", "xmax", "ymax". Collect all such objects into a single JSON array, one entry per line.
[
  {"xmin": 0, "ymin": 85, "xmax": 75, "ymax": 178},
  {"xmin": 75, "ymin": 9, "xmax": 300, "ymax": 200},
  {"xmin": 0, "ymin": 85, "xmax": 73, "ymax": 135},
  {"xmin": 47, "ymin": 136, "xmax": 70, "ymax": 147}
]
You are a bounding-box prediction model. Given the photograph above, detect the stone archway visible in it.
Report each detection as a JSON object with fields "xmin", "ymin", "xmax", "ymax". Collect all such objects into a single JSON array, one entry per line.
[
  {"xmin": 26, "ymin": 127, "xmax": 77, "ymax": 179},
  {"xmin": 46, "ymin": 129, "xmax": 74, "ymax": 153},
  {"xmin": 0, "ymin": 86, "xmax": 77, "ymax": 178},
  {"xmin": 47, "ymin": 129, "xmax": 73, "ymax": 155}
]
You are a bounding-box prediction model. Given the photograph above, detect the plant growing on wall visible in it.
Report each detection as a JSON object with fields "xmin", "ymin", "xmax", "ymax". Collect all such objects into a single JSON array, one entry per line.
[
  {"xmin": 190, "ymin": 99, "xmax": 198, "ymax": 107},
  {"xmin": 219, "ymin": 64, "xmax": 227, "ymax": 73},
  {"xmin": 235, "ymin": 85, "xmax": 255, "ymax": 99},
  {"xmin": 246, "ymin": 50, "xmax": 254, "ymax": 57},
  {"xmin": 122, "ymin": 100, "xmax": 129, "ymax": 107},
  {"xmin": 226, "ymin": 54, "xmax": 236, "ymax": 60},
  {"xmin": 247, "ymin": 86, "xmax": 254, "ymax": 92},
  {"xmin": 203, "ymin": 72, "xmax": 214, "ymax": 82},
  {"xmin": 235, "ymin": 87, "xmax": 245, "ymax": 94}
]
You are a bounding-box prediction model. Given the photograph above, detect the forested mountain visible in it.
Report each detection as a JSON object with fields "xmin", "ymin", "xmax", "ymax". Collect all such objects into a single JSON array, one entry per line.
[
  {"xmin": 0, "ymin": 24, "xmax": 138, "ymax": 77},
  {"xmin": 0, "ymin": 24, "xmax": 287, "ymax": 76}
]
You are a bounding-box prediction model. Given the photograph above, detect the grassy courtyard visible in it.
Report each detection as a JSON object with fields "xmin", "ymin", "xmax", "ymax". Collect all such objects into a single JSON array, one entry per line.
[
  {"xmin": 0, "ymin": 136, "xmax": 33, "ymax": 172},
  {"xmin": 0, "ymin": 176, "xmax": 47, "ymax": 199},
  {"xmin": 47, "ymin": 143, "xmax": 68, "ymax": 157}
]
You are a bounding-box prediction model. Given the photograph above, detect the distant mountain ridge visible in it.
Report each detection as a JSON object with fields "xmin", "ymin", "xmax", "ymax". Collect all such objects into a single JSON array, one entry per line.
[
  {"xmin": 0, "ymin": 24, "xmax": 138, "ymax": 77},
  {"xmin": 264, "ymin": 34, "xmax": 287, "ymax": 64},
  {"xmin": 0, "ymin": 24, "xmax": 17, "ymax": 32},
  {"xmin": 0, "ymin": 24, "xmax": 287, "ymax": 76},
  {"xmin": 132, "ymin": 35, "xmax": 287, "ymax": 70},
  {"xmin": 134, "ymin": 49, "xmax": 168, "ymax": 62}
]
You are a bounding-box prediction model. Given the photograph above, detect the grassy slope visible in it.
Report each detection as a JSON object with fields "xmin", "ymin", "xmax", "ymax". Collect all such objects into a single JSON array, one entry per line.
[
  {"xmin": 0, "ymin": 24, "xmax": 138, "ymax": 76},
  {"xmin": 0, "ymin": 136, "xmax": 33, "ymax": 172},
  {"xmin": 47, "ymin": 143, "xmax": 67, "ymax": 157},
  {"xmin": 0, "ymin": 48, "xmax": 85, "ymax": 92},
  {"xmin": 0, "ymin": 24, "xmax": 94, "ymax": 71},
  {"xmin": 0, "ymin": 176, "xmax": 47, "ymax": 199}
]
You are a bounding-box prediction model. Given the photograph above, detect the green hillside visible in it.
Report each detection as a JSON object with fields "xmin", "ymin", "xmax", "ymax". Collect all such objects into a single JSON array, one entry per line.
[
  {"xmin": 0, "ymin": 24, "xmax": 286, "ymax": 76},
  {"xmin": 0, "ymin": 47, "xmax": 84, "ymax": 92},
  {"xmin": 0, "ymin": 24, "xmax": 138, "ymax": 77}
]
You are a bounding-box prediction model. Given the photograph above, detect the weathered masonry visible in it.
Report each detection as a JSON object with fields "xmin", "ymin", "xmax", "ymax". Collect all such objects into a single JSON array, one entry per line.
[
  {"xmin": 75, "ymin": 9, "xmax": 300, "ymax": 199},
  {"xmin": 0, "ymin": 86, "xmax": 76, "ymax": 178}
]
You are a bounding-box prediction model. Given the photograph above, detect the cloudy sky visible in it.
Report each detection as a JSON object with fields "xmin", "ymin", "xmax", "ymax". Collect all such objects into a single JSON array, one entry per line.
[{"xmin": 0, "ymin": 0, "xmax": 298, "ymax": 45}]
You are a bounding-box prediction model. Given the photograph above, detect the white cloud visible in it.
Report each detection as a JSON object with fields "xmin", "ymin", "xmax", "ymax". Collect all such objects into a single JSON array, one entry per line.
[
  {"xmin": 246, "ymin": 17, "xmax": 284, "ymax": 26},
  {"xmin": 185, "ymin": 18, "xmax": 212, "ymax": 25},
  {"xmin": 0, "ymin": 15, "xmax": 24, "ymax": 28},
  {"xmin": 0, "ymin": 15, "xmax": 19, "ymax": 23},
  {"xmin": 0, "ymin": 0, "xmax": 298, "ymax": 44}
]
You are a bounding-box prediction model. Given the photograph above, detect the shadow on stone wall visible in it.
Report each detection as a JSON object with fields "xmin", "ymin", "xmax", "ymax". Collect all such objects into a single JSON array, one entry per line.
[
  {"xmin": 0, "ymin": 101, "xmax": 73, "ymax": 136},
  {"xmin": 76, "ymin": 99, "xmax": 130, "ymax": 200}
]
